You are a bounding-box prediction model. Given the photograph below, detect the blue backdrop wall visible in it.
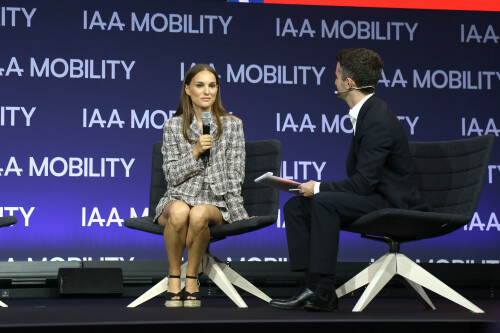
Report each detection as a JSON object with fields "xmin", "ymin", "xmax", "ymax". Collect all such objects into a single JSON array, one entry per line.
[{"xmin": 0, "ymin": 0, "xmax": 499, "ymax": 266}]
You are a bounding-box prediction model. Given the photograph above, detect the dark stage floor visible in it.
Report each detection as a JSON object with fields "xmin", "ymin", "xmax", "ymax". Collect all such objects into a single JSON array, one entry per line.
[{"xmin": 0, "ymin": 297, "xmax": 499, "ymax": 333}]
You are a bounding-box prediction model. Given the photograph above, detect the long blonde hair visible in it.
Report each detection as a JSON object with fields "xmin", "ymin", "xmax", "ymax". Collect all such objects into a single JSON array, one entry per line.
[{"xmin": 174, "ymin": 64, "xmax": 229, "ymax": 143}]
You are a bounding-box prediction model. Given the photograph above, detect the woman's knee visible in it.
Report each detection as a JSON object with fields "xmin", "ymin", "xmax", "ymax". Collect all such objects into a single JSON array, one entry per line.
[
  {"xmin": 165, "ymin": 202, "xmax": 190, "ymax": 230},
  {"xmin": 188, "ymin": 206, "xmax": 210, "ymax": 232}
]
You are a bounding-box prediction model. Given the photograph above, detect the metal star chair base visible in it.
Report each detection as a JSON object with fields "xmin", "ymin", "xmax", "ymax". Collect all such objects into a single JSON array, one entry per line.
[
  {"xmin": 336, "ymin": 251, "xmax": 484, "ymax": 313},
  {"xmin": 127, "ymin": 252, "xmax": 271, "ymax": 308}
]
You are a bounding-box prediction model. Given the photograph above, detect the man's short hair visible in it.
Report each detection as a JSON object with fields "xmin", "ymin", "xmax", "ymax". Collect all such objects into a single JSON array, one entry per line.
[{"xmin": 336, "ymin": 48, "xmax": 384, "ymax": 94}]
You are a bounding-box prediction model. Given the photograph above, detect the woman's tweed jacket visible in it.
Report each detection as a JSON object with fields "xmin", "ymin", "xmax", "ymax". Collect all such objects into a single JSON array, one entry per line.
[{"xmin": 154, "ymin": 115, "xmax": 248, "ymax": 223}]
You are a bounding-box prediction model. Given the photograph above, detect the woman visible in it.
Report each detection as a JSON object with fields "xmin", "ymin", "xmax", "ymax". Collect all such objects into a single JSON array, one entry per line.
[{"xmin": 154, "ymin": 64, "xmax": 249, "ymax": 308}]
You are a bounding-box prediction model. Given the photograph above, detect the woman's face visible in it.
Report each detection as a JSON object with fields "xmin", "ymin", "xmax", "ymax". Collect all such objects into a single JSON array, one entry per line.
[{"xmin": 185, "ymin": 70, "xmax": 218, "ymax": 113}]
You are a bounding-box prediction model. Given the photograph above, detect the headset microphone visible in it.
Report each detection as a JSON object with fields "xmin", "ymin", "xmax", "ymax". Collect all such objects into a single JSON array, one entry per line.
[
  {"xmin": 334, "ymin": 85, "xmax": 375, "ymax": 95},
  {"xmin": 334, "ymin": 88, "xmax": 351, "ymax": 95}
]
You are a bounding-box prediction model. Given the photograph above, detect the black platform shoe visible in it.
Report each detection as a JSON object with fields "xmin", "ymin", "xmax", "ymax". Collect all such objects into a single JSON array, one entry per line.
[
  {"xmin": 183, "ymin": 275, "xmax": 201, "ymax": 308},
  {"xmin": 164, "ymin": 275, "xmax": 183, "ymax": 308}
]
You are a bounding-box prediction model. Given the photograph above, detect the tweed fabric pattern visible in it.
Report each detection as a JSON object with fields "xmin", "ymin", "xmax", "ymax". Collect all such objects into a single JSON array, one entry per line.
[{"xmin": 154, "ymin": 115, "xmax": 248, "ymax": 223}]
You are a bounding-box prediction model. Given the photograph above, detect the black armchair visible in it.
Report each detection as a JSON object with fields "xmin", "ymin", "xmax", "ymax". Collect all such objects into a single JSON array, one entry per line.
[
  {"xmin": 0, "ymin": 216, "xmax": 17, "ymax": 308},
  {"xmin": 124, "ymin": 140, "xmax": 281, "ymax": 308},
  {"xmin": 336, "ymin": 135, "xmax": 494, "ymax": 313}
]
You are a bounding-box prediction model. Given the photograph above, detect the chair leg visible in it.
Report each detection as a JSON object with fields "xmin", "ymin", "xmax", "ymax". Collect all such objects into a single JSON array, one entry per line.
[
  {"xmin": 396, "ymin": 254, "xmax": 484, "ymax": 313},
  {"xmin": 352, "ymin": 253, "xmax": 397, "ymax": 312},
  {"xmin": 0, "ymin": 300, "xmax": 7, "ymax": 308},
  {"xmin": 202, "ymin": 253, "xmax": 248, "ymax": 308},
  {"xmin": 399, "ymin": 275, "xmax": 436, "ymax": 310},
  {"xmin": 127, "ymin": 262, "xmax": 187, "ymax": 308},
  {"xmin": 336, "ymin": 252, "xmax": 389, "ymax": 298},
  {"xmin": 207, "ymin": 255, "xmax": 272, "ymax": 303}
]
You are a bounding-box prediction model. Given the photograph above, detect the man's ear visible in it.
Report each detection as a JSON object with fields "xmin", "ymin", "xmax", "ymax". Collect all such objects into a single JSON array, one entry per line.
[{"xmin": 346, "ymin": 77, "xmax": 354, "ymax": 89}]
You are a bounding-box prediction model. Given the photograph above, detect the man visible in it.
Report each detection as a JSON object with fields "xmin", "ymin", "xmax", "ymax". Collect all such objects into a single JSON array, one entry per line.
[{"xmin": 270, "ymin": 48, "xmax": 427, "ymax": 312}]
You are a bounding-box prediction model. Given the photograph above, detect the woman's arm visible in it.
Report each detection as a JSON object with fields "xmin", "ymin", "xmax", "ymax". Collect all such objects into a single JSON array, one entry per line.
[
  {"xmin": 161, "ymin": 120, "xmax": 204, "ymax": 186},
  {"xmin": 224, "ymin": 118, "xmax": 249, "ymax": 221}
]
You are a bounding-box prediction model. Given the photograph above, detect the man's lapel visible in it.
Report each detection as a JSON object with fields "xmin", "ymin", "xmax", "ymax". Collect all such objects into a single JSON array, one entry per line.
[
  {"xmin": 354, "ymin": 94, "xmax": 376, "ymax": 135},
  {"xmin": 346, "ymin": 95, "xmax": 376, "ymax": 176}
]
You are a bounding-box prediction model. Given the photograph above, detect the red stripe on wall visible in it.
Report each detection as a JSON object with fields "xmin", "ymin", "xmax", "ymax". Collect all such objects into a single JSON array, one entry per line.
[{"xmin": 264, "ymin": 0, "xmax": 500, "ymax": 12}]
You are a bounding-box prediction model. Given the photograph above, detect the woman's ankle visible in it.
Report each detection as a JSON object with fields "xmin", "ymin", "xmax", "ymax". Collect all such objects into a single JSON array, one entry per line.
[
  {"xmin": 185, "ymin": 275, "xmax": 199, "ymax": 292},
  {"xmin": 167, "ymin": 275, "xmax": 181, "ymax": 293}
]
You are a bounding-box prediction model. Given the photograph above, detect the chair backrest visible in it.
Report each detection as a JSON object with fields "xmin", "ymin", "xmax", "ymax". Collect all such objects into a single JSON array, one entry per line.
[
  {"xmin": 410, "ymin": 135, "xmax": 494, "ymax": 217},
  {"xmin": 148, "ymin": 141, "xmax": 167, "ymax": 218},
  {"xmin": 147, "ymin": 140, "xmax": 281, "ymax": 219}
]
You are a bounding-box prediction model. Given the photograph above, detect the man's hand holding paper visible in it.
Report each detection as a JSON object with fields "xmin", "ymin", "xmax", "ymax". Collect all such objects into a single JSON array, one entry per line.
[{"xmin": 299, "ymin": 180, "xmax": 316, "ymax": 198}]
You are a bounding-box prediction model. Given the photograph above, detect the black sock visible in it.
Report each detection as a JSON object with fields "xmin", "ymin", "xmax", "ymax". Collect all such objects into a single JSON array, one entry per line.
[
  {"xmin": 305, "ymin": 272, "xmax": 320, "ymax": 290},
  {"xmin": 318, "ymin": 274, "xmax": 336, "ymax": 291}
]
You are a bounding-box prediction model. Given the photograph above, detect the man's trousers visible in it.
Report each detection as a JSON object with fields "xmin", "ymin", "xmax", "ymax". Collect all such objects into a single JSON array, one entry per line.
[{"xmin": 283, "ymin": 191, "xmax": 391, "ymax": 275}]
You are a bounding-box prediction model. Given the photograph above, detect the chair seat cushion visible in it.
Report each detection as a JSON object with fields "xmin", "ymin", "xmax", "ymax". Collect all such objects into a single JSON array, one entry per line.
[
  {"xmin": 0, "ymin": 216, "xmax": 17, "ymax": 228},
  {"xmin": 124, "ymin": 215, "xmax": 277, "ymax": 239},
  {"xmin": 209, "ymin": 215, "xmax": 277, "ymax": 239},
  {"xmin": 124, "ymin": 217, "xmax": 163, "ymax": 235},
  {"xmin": 341, "ymin": 208, "xmax": 470, "ymax": 242}
]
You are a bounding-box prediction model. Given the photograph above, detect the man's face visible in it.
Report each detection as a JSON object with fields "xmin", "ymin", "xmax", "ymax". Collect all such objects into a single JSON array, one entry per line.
[{"xmin": 334, "ymin": 62, "xmax": 348, "ymax": 100}]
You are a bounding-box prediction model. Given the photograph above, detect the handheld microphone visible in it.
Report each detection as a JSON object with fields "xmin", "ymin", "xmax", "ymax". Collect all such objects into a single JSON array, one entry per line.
[
  {"xmin": 201, "ymin": 112, "xmax": 211, "ymax": 159},
  {"xmin": 334, "ymin": 85, "xmax": 375, "ymax": 95}
]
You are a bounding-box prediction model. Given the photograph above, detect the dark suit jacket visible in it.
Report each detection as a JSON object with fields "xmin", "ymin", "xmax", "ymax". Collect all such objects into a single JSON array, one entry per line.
[{"xmin": 320, "ymin": 95, "xmax": 427, "ymax": 210}]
